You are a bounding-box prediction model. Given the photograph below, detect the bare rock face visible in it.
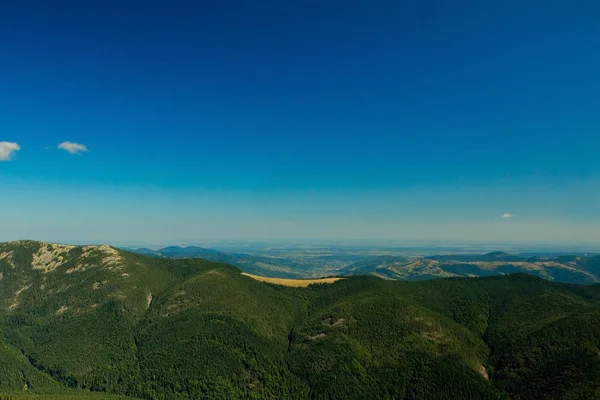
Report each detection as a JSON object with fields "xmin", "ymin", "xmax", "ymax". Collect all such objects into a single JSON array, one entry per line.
[
  {"xmin": 0, "ymin": 241, "xmax": 140, "ymax": 316},
  {"xmin": 32, "ymin": 243, "xmax": 75, "ymax": 273}
]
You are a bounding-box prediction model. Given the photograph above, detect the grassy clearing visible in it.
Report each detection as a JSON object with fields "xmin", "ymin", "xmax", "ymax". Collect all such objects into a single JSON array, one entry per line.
[{"xmin": 241, "ymin": 273, "xmax": 343, "ymax": 287}]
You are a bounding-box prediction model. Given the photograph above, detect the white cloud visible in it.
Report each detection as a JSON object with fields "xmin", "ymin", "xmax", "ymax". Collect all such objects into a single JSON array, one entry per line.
[
  {"xmin": 58, "ymin": 141, "xmax": 88, "ymax": 154},
  {"xmin": 0, "ymin": 142, "xmax": 20, "ymax": 161},
  {"xmin": 501, "ymin": 213, "xmax": 514, "ymax": 219}
]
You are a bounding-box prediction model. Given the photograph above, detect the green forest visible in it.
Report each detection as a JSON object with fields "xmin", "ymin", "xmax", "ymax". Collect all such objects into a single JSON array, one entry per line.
[{"xmin": 1, "ymin": 241, "xmax": 599, "ymax": 399}]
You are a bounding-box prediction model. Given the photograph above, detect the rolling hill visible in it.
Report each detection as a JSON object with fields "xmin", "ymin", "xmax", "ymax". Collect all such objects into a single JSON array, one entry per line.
[
  {"xmin": 1, "ymin": 241, "xmax": 599, "ymax": 399},
  {"xmin": 340, "ymin": 252, "xmax": 600, "ymax": 284},
  {"xmin": 128, "ymin": 245, "xmax": 309, "ymax": 279},
  {"xmin": 129, "ymin": 246, "xmax": 600, "ymax": 284}
]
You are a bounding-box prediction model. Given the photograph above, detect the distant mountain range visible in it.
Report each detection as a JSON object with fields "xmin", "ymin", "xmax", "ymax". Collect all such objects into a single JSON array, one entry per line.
[
  {"xmin": 127, "ymin": 245, "xmax": 307, "ymax": 278},
  {"xmin": 1, "ymin": 240, "xmax": 600, "ymax": 399},
  {"xmin": 341, "ymin": 251, "xmax": 600, "ymax": 284},
  {"xmin": 128, "ymin": 246, "xmax": 600, "ymax": 285},
  {"xmin": 131, "ymin": 245, "xmax": 226, "ymax": 259}
]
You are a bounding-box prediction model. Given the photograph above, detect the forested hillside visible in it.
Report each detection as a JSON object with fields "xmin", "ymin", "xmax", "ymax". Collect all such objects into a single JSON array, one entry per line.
[{"xmin": 1, "ymin": 241, "xmax": 599, "ymax": 399}]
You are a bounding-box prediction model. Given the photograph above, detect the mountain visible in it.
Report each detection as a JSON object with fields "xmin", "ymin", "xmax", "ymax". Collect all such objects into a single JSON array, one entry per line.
[
  {"xmin": 342, "ymin": 252, "xmax": 600, "ymax": 284},
  {"xmin": 127, "ymin": 246, "xmax": 225, "ymax": 259},
  {"xmin": 131, "ymin": 246, "xmax": 600, "ymax": 285},
  {"xmin": 2, "ymin": 241, "xmax": 599, "ymax": 399},
  {"xmin": 129, "ymin": 246, "xmax": 309, "ymax": 279},
  {"xmin": 156, "ymin": 246, "xmax": 225, "ymax": 258},
  {"xmin": 336, "ymin": 255, "xmax": 410, "ymax": 276},
  {"xmin": 128, "ymin": 248, "xmax": 162, "ymax": 257}
]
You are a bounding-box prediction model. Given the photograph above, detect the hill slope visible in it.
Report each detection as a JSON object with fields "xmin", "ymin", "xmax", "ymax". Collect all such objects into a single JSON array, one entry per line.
[
  {"xmin": 129, "ymin": 245, "xmax": 308, "ymax": 279},
  {"xmin": 131, "ymin": 246, "xmax": 600, "ymax": 284},
  {"xmin": 1, "ymin": 241, "xmax": 599, "ymax": 399},
  {"xmin": 342, "ymin": 252, "xmax": 600, "ymax": 284}
]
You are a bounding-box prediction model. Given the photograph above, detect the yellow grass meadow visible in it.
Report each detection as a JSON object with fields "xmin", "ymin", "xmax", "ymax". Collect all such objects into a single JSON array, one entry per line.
[{"xmin": 241, "ymin": 273, "xmax": 343, "ymax": 287}]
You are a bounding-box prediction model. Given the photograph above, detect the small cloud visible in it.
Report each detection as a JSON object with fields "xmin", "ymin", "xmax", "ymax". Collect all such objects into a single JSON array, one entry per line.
[
  {"xmin": 501, "ymin": 213, "xmax": 514, "ymax": 219},
  {"xmin": 58, "ymin": 141, "xmax": 88, "ymax": 154},
  {"xmin": 0, "ymin": 142, "xmax": 20, "ymax": 161}
]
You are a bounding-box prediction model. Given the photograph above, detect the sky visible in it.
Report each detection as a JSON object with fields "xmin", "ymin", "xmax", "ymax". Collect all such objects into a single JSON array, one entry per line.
[{"xmin": 1, "ymin": 0, "xmax": 599, "ymax": 246}]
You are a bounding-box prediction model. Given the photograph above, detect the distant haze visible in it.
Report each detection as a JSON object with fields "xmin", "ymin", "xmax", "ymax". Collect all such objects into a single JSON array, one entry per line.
[{"xmin": 2, "ymin": 179, "xmax": 600, "ymax": 247}]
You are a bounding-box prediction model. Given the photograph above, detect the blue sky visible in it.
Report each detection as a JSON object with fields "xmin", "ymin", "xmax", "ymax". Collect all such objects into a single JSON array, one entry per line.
[{"xmin": 1, "ymin": 0, "xmax": 599, "ymax": 245}]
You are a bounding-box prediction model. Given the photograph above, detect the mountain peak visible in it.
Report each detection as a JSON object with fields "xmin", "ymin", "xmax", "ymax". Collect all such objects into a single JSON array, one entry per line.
[{"xmin": 1, "ymin": 241, "xmax": 124, "ymax": 274}]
